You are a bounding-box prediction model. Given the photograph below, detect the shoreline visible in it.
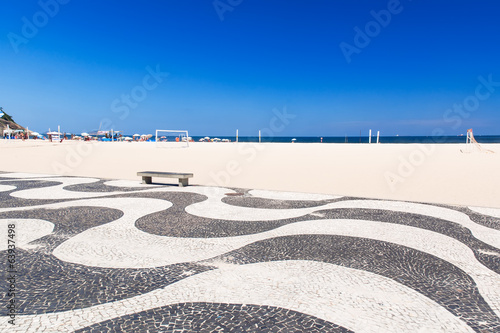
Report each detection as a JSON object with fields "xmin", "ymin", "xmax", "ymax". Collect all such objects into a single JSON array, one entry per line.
[{"xmin": 1, "ymin": 140, "xmax": 499, "ymax": 208}]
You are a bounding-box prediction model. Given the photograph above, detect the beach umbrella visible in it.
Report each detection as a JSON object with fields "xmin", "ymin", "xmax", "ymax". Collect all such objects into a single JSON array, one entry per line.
[
  {"xmin": 81, "ymin": 132, "xmax": 89, "ymax": 137},
  {"xmin": 133, "ymin": 134, "xmax": 140, "ymax": 137},
  {"xmin": 292, "ymin": 138, "xmax": 297, "ymax": 142}
]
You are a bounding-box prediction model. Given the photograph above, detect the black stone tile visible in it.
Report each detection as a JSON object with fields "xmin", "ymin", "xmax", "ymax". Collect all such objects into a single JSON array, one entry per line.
[
  {"xmin": 75, "ymin": 303, "xmax": 352, "ymax": 333},
  {"xmin": 221, "ymin": 190, "xmax": 344, "ymax": 210}
]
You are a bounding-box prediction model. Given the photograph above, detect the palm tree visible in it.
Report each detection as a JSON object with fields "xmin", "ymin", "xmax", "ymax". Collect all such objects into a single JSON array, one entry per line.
[{"xmin": 0, "ymin": 107, "xmax": 15, "ymax": 123}]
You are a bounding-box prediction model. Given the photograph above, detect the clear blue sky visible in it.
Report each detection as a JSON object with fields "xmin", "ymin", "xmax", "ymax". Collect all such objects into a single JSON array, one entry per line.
[{"xmin": 1, "ymin": 0, "xmax": 499, "ymax": 136}]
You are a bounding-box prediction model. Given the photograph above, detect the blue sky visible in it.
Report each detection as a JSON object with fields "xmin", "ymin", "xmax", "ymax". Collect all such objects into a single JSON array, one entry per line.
[{"xmin": 1, "ymin": 0, "xmax": 499, "ymax": 136}]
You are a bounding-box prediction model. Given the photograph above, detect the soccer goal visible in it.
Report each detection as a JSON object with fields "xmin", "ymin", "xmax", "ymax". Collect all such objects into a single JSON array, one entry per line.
[{"xmin": 155, "ymin": 130, "xmax": 190, "ymax": 148}]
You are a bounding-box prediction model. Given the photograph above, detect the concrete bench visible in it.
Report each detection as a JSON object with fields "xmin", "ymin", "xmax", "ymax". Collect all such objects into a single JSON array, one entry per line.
[{"xmin": 137, "ymin": 171, "xmax": 193, "ymax": 187}]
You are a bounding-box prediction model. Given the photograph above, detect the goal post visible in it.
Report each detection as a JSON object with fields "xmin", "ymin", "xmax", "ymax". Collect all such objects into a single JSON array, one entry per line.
[{"xmin": 155, "ymin": 130, "xmax": 190, "ymax": 148}]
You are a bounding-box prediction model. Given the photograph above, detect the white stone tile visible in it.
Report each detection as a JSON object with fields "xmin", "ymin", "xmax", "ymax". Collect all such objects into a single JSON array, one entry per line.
[
  {"xmin": 0, "ymin": 184, "xmax": 16, "ymax": 192},
  {"xmin": 0, "ymin": 219, "xmax": 54, "ymax": 251}
]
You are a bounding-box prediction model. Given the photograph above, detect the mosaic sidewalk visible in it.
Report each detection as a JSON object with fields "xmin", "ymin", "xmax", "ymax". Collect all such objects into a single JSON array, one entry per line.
[{"xmin": 0, "ymin": 172, "xmax": 499, "ymax": 332}]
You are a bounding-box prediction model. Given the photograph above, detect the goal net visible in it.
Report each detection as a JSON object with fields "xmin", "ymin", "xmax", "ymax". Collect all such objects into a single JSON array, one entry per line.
[{"xmin": 155, "ymin": 130, "xmax": 190, "ymax": 148}]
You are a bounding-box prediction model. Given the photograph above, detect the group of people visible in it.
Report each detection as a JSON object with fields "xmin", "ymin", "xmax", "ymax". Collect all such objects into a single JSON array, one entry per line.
[{"xmin": 2, "ymin": 131, "xmax": 29, "ymax": 140}]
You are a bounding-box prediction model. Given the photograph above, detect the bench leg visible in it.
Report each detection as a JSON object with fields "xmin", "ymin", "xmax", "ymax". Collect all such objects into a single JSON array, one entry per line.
[
  {"xmin": 179, "ymin": 178, "xmax": 189, "ymax": 187},
  {"xmin": 142, "ymin": 176, "xmax": 152, "ymax": 184}
]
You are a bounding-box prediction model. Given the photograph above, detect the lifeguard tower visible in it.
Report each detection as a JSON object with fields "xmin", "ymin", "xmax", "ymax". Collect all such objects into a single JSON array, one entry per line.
[{"xmin": 463, "ymin": 129, "xmax": 494, "ymax": 153}]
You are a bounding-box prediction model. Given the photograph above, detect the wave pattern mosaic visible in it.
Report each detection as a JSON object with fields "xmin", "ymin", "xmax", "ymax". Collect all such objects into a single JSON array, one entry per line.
[{"xmin": 0, "ymin": 172, "xmax": 499, "ymax": 332}]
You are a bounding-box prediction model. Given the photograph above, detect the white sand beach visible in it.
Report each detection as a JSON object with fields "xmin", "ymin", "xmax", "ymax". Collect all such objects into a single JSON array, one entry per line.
[{"xmin": 1, "ymin": 140, "xmax": 499, "ymax": 208}]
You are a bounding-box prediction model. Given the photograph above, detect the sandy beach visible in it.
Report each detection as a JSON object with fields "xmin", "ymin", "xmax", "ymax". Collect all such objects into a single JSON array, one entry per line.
[{"xmin": 1, "ymin": 140, "xmax": 499, "ymax": 208}]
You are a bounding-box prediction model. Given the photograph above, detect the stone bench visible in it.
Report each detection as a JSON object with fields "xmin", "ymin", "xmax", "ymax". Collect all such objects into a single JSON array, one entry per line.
[{"xmin": 137, "ymin": 171, "xmax": 193, "ymax": 187}]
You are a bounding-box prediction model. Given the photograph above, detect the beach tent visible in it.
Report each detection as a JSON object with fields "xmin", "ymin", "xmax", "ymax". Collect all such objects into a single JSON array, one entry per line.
[
  {"xmin": 29, "ymin": 131, "xmax": 41, "ymax": 139},
  {"xmin": 3, "ymin": 128, "xmax": 14, "ymax": 138},
  {"xmin": 47, "ymin": 131, "xmax": 62, "ymax": 142}
]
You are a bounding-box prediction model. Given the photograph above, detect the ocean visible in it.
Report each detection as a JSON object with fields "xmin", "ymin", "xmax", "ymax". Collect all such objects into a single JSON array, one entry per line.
[
  {"xmin": 187, "ymin": 135, "xmax": 500, "ymax": 144},
  {"xmin": 41, "ymin": 134, "xmax": 499, "ymax": 144}
]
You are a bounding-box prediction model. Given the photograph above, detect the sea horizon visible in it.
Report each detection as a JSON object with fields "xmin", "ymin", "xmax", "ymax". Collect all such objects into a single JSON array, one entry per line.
[
  {"xmin": 124, "ymin": 134, "xmax": 500, "ymax": 144},
  {"xmin": 10, "ymin": 133, "xmax": 498, "ymax": 144}
]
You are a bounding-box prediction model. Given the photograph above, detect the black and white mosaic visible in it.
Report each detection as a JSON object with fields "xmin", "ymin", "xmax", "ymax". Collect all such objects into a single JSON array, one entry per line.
[
  {"xmin": 460, "ymin": 207, "xmax": 500, "ymax": 231},
  {"xmin": 0, "ymin": 179, "xmax": 68, "ymax": 208},
  {"xmin": 212, "ymin": 234, "xmax": 500, "ymax": 332},
  {"xmin": 0, "ymin": 172, "xmax": 499, "ymax": 332},
  {"xmin": 316, "ymin": 208, "xmax": 500, "ymax": 273},
  {"xmin": 133, "ymin": 191, "xmax": 327, "ymax": 238}
]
